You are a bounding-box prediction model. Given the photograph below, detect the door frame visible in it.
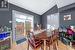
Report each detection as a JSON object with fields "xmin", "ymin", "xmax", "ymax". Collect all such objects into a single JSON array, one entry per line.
[{"xmin": 12, "ymin": 10, "xmax": 34, "ymax": 42}]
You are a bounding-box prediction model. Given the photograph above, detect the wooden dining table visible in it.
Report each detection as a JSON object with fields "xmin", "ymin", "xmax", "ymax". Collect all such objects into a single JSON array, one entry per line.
[{"xmin": 35, "ymin": 31, "xmax": 50, "ymax": 50}]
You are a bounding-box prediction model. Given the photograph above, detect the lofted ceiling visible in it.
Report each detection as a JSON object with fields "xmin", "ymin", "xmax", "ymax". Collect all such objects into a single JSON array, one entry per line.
[{"xmin": 8, "ymin": 0, "xmax": 75, "ymax": 15}]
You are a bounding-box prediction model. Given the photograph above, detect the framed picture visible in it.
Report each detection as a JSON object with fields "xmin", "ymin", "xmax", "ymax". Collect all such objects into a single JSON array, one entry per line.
[
  {"xmin": 0, "ymin": 0, "xmax": 9, "ymax": 10},
  {"xmin": 64, "ymin": 14, "xmax": 71, "ymax": 20}
]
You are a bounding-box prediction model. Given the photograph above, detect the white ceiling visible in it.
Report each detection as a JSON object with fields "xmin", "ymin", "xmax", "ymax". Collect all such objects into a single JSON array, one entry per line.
[
  {"xmin": 8, "ymin": 0, "xmax": 75, "ymax": 15},
  {"xmin": 56, "ymin": 0, "xmax": 75, "ymax": 8}
]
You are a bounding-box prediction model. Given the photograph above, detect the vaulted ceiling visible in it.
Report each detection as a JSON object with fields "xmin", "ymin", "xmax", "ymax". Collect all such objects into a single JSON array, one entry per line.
[{"xmin": 8, "ymin": 0, "xmax": 75, "ymax": 15}]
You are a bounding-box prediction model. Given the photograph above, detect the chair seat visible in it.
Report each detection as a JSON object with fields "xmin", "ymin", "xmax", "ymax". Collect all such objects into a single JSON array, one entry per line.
[{"xmin": 28, "ymin": 39, "xmax": 43, "ymax": 48}]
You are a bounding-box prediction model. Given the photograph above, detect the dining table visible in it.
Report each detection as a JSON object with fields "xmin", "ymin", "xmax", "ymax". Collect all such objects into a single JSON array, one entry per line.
[{"xmin": 35, "ymin": 30, "xmax": 51, "ymax": 50}]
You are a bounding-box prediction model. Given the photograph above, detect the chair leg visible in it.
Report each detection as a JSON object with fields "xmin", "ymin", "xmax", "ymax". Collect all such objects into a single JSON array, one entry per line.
[
  {"xmin": 53, "ymin": 42, "xmax": 57, "ymax": 50},
  {"xmin": 41, "ymin": 44, "xmax": 44, "ymax": 50},
  {"xmin": 49, "ymin": 45, "xmax": 50, "ymax": 50},
  {"xmin": 46, "ymin": 46, "xmax": 47, "ymax": 50},
  {"xmin": 27, "ymin": 43, "xmax": 29, "ymax": 50},
  {"xmin": 57, "ymin": 40, "xmax": 58, "ymax": 46}
]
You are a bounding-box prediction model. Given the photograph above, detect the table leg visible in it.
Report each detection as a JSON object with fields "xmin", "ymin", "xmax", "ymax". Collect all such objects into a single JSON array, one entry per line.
[
  {"xmin": 44, "ymin": 39, "xmax": 46, "ymax": 50},
  {"xmin": 70, "ymin": 42, "xmax": 72, "ymax": 47}
]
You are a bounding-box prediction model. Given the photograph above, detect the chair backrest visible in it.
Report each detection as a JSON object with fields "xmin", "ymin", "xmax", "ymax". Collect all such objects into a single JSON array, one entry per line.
[
  {"xmin": 29, "ymin": 32, "xmax": 35, "ymax": 38},
  {"xmin": 67, "ymin": 28, "xmax": 74, "ymax": 35},
  {"xmin": 28, "ymin": 32, "xmax": 35, "ymax": 45}
]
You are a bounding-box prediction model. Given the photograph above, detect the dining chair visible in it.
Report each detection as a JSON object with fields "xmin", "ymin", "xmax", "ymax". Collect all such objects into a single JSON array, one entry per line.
[
  {"xmin": 46, "ymin": 36, "xmax": 52, "ymax": 50},
  {"xmin": 52, "ymin": 34, "xmax": 58, "ymax": 50},
  {"xmin": 53, "ymin": 30, "xmax": 59, "ymax": 46},
  {"xmin": 28, "ymin": 32, "xmax": 43, "ymax": 50},
  {"xmin": 46, "ymin": 34, "xmax": 58, "ymax": 50}
]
